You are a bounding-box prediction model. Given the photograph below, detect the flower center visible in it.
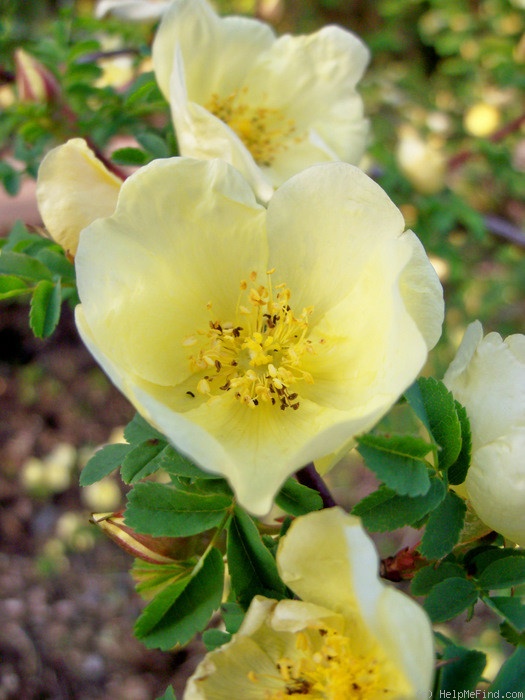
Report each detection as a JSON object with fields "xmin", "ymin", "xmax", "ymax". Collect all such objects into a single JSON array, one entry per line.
[
  {"xmin": 185, "ymin": 271, "xmax": 319, "ymax": 410},
  {"xmin": 249, "ymin": 625, "xmax": 410, "ymax": 700},
  {"xmin": 206, "ymin": 89, "xmax": 300, "ymax": 166}
]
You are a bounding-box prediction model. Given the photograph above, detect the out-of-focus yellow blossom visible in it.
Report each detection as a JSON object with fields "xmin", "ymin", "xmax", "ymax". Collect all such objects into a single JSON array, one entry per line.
[
  {"xmin": 396, "ymin": 125, "xmax": 446, "ymax": 195},
  {"xmin": 82, "ymin": 478, "xmax": 122, "ymax": 512},
  {"xmin": 185, "ymin": 508, "xmax": 435, "ymax": 699},
  {"xmin": 152, "ymin": 0, "xmax": 370, "ymax": 201},
  {"xmin": 95, "ymin": 0, "xmax": 171, "ymax": 20},
  {"xmin": 36, "ymin": 138, "xmax": 122, "ymax": 256},
  {"xmin": 444, "ymin": 321, "xmax": 525, "ymax": 546},
  {"xmin": 71, "ymin": 157, "xmax": 443, "ymax": 515},
  {"xmin": 21, "ymin": 443, "xmax": 77, "ymax": 495},
  {"xmin": 463, "ymin": 103, "xmax": 501, "ymax": 137}
]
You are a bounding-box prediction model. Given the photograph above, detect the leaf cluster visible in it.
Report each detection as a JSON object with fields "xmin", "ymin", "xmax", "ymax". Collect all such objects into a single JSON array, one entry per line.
[
  {"xmin": 0, "ymin": 221, "xmax": 76, "ymax": 337},
  {"xmin": 81, "ymin": 413, "xmax": 321, "ymax": 651}
]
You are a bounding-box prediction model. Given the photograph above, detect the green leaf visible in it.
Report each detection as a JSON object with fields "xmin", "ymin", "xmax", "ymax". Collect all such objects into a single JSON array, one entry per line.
[
  {"xmin": 135, "ymin": 547, "xmax": 224, "ymax": 650},
  {"xmin": 136, "ymin": 131, "xmax": 171, "ymax": 158},
  {"xmin": 132, "ymin": 559, "xmax": 198, "ymax": 600},
  {"xmin": 423, "ymin": 577, "xmax": 478, "ymax": 623},
  {"xmin": 160, "ymin": 445, "xmax": 220, "ymax": 480},
  {"xmin": 123, "ymin": 413, "xmax": 166, "ymax": 445},
  {"xmin": 485, "ymin": 597, "xmax": 525, "ymax": 633},
  {"xmin": 489, "ymin": 646, "xmax": 525, "ymax": 692},
  {"xmin": 35, "ymin": 247, "xmax": 75, "ymax": 281},
  {"xmin": 156, "ymin": 686, "xmax": 177, "ymax": 700},
  {"xmin": 80, "ymin": 443, "xmax": 131, "ymax": 486},
  {"xmin": 447, "ymin": 401, "xmax": 472, "ymax": 485},
  {"xmin": 120, "ymin": 439, "xmax": 169, "ymax": 484},
  {"xmin": 0, "ymin": 251, "xmax": 53, "ymax": 281},
  {"xmin": 467, "ymin": 547, "xmax": 525, "ymax": 576},
  {"xmin": 419, "ymin": 491, "xmax": 466, "ymax": 560},
  {"xmin": 227, "ymin": 507, "xmax": 287, "ymax": 609},
  {"xmin": 275, "ymin": 478, "xmax": 323, "ymax": 516},
  {"xmin": 0, "ymin": 161, "xmax": 21, "ymax": 196},
  {"xmin": 111, "ymin": 147, "xmax": 149, "ymax": 166},
  {"xmin": 0, "ymin": 275, "xmax": 30, "ymax": 300},
  {"xmin": 29, "ymin": 279, "xmax": 62, "ymax": 338},
  {"xmin": 411, "ymin": 562, "xmax": 466, "ymax": 596},
  {"xmin": 202, "ymin": 629, "xmax": 231, "ymax": 651},
  {"xmin": 414, "ymin": 377, "xmax": 462, "ymax": 470},
  {"xmin": 478, "ymin": 557, "xmax": 525, "ymax": 591},
  {"xmin": 500, "ymin": 621, "xmax": 525, "ymax": 647},
  {"xmin": 357, "ymin": 433, "xmax": 432, "ymax": 496},
  {"xmin": 352, "ymin": 477, "xmax": 446, "ymax": 532},
  {"xmin": 438, "ymin": 644, "xmax": 486, "ymax": 692},
  {"xmin": 222, "ymin": 602, "xmax": 244, "ymax": 634},
  {"xmin": 125, "ymin": 482, "xmax": 233, "ymax": 537}
]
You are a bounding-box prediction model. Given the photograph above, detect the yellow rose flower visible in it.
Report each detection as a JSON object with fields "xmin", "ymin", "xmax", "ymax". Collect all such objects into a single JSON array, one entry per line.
[
  {"xmin": 152, "ymin": 0, "xmax": 370, "ymax": 201},
  {"xmin": 73, "ymin": 157, "xmax": 443, "ymax": 515},
  {"xmin": 444, "ymin": 321, "xmax": 525, "ymax": 546},
  {"xmin": 36, "ymin": 139, "xmax": 122, "ymax": 256},
  {"xmin": 185, "ymin": 508, "xmax": 435, "ymax": 699}
]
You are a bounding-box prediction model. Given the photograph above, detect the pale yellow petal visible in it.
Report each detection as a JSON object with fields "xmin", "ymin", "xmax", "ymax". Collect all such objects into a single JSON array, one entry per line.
[
  {"xmin": 444, "ymin": 323, "xmax": 525, "ymax": 448},
  {"xmin": 374, "ymin": 587, "xmax": 435, "ymax": 699},
  {"xmin": 76, "ymin": 157, "xmax": 266, "ymax": 388},
  {"xmin": 277, "ymin": 508, "xmax": 383, "ymax": 616},
  {"xmin": 266, "ymin": 163, "xmax": 406, "ymax": 320},
  {"xmin": 168, "ymin": 56, "xmax": 274, "ymax": 202},
  {"xmin": 244, "ymin": 26, "xmax": 369, "ymax": 162},
  {"xmin": 36, "ymin": 138, "xmax": 121, "ymax": 255},
  {"xmin": 153, "ymin": 0, "xmax": 274, "ymax": 102},
  {"xmin": 466, "ymin": 429, "xmax": 525, "ymax": 547}
]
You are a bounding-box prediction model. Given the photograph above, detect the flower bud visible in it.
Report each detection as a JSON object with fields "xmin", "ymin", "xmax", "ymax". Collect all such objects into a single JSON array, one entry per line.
[
  {"xmin": 91, "ymin": 511, "xmax": 209, "ymax": 563},
  {"xmin": 14, "ymin": 48, "xmax": 61, "ymax": 104}
]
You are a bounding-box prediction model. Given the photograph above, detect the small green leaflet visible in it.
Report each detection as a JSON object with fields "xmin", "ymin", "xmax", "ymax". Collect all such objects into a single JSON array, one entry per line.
[
  {"xmin": 405, "ymin": 378, "xmax": 462, "ymax": 471},
  {"xmin": 423, "ymin": 577, "xmax": 478, "ymax": 623},
  {"xmin": 352, "ymin": 476, "xmax": 446, "ymax": 532},
  {"xmin": 437, "ymin": 644, "xmax": 486, "ymax": 692},
  {"xmin": 477, "ymin": 556, "xmax": 525, "ymax": 591},
  {"xmin": 134, "ymin": 547, "xmax": 224, "ymax": 650},
  {"xmin": 485, "ymin": 597, "xmax": 525, "ymax": 633},
  {"xmin": 275, "ymin": 478, "xmax": 323, "ymax": 516},
  {"xmin": 227, "ymin": 506, "xmax": 287, "ymax": 609},
  {"xmin": 30, "ymin": 279, "xmax": 62, "ymax": 338},
  {"xmin": 120, "ymin": 439, "xmax": 169, "ymax": 484},
  {"xmin": 357, "ymin": 433, "xmax": 432, "ymax": 496},
  {"xmin": 411, "ymin": 562, "xmax": 467, "ymax": 596},
  {"xmin": 125, "ymin": 482, "xmax": 233, "ymax": 537},
  {"xmin": 419, "ymin": 491, "xmax": 466, "ymax": 560},
  {"xmin": 79, "ymin": 443, "xmax": 131, "ymax": 486}
]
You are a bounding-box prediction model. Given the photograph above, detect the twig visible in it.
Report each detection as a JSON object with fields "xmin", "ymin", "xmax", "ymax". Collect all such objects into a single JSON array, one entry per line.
[
  {"xmin": 484, "ymin": 214, "xmax": 525, "ymax": 248},
  {"xmin": 448, "ymin": 112, "xmax": 525, "ymax": 171},
  {"xmin": 295, "ymin": 463, "xmax": 337, "ymax": 508}
]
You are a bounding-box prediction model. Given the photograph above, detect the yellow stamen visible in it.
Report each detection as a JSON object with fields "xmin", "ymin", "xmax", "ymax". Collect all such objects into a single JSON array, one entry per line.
[
  {"xmin": 250, "ymin": 624, "xmax": 411, "ymax": 699},
  {"xmin": 185, "ymin": 271, "xmax": 321, "ymax": 411},
  {"xmin": 205, "ymin": 89, "xmax": 302, "ymax": 166}
]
